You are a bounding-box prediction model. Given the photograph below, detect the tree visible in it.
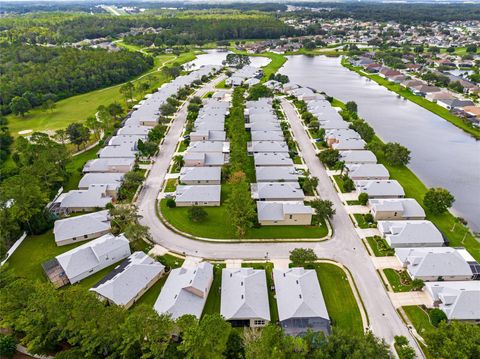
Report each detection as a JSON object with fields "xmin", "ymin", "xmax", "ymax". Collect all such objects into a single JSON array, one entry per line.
[
  {"xmin": 97, "ymin": 106, "xmax": 113, "ymax": 132},
  {"xmin": 225, "ymin": 172, "xmax": 256, "ymax": 238},
  {"xmin": 173, "ymin": 155, "xmax": 184, "ymax": 171},
  {"xmin": 411, "ymin": 278, "xmax": 424, "ymax": 291},
  {"xmin": 85, "ymin": 116, "xmax": 102, "ymax": 140},
  {"xmin": 188, "ymin": 207, "xmax": 208, "ymax": 223},
  {"xmin": 9, "ymin": 96, "xmax": 31, "ymax": 116},
  {"xmin": 425, "ymin": 321, "xmax": 480, "ymax": 359},
  {"xmin": 41, "ymin": 99, "xmax": 56, "ymax": 112},
  {"xmin": 429, "ymin": 308, "xmax": 447, "ymax": 327},
  {"xmin": 66, "ymin": 123, "xmax": 90, "ymax": 150},
  {"xmin": 446, "ymin": 46, "xmax": 456, "ymax": 53},
  {"xmin": 300, "ymin": 175, "xmax": 318, "ymax": 195},
  {"xmin": 358, "ymin": 192, "xmax": 369, "ymax": 206},
  {"xmin": 54, "ymin": 129, "xmax": 68, "ymax": 145},
  {"xmin": 383, "ymin": 142, "xmax": 411, "ymax": 166},
  {"xmin": 166, "ymin": 198, "xmax": 176, "ymax": 208},
  {"xmin": 350, "ymin": 120, "xmax": 375, "ymax": 143},
  {"xmin": 289, "ymin": 248, "xmax": 318, "ymax": 267},
  {"xmin": 317, "ymin": 149, "xmax": 340, "ymax": 167},
  {"xmin": 423, "ymin": 187, "xmax": 455, "ymax": 215},
  {"xmin": 223, "ymin": 330, "xmax": 245, "ymax": 359},
  {"xmin": 120, "ymin": 82, "xmax": 135, "ymax": 103},
  {"xmin": 0, "ymin": 334, "xmax": 16, "ymax": 359},
  {"xmin": 108, "ymin": 103, "xmax": 124, "ymax": 119},
  {"xmin": 310, "ymin": 199, "xmax": 335, "ymax": 224},
  {"xmin": 247, "ymin": 84, "xmax": 273, "ymax": 101},
  {"xmin": 343, "ymin": 176, "xmax": 355, "ymax": 192},
  {"xmin": 394, "ymin": 336, "xmax": 415, "ymax": 359},
  {"xmin": 466, "ymin": 44, "xmax": 477, "ymax": 54},
  {"xmin": 345, "ymin": 101, "xmax": 358, "ymax": 114},
  {"xmin": 160, "ymin": 102, "xmax": 177, "ymax": 116}
]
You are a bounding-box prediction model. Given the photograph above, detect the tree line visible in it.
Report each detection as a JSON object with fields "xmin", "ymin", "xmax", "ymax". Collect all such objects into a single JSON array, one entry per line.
[{"xmin": 0, "ymin": 43, "xmax": 152, "ymax": 115}]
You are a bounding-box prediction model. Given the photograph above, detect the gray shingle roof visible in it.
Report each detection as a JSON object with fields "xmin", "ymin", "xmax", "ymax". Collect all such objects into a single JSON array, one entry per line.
[
  {"xmin": 257, "ymin": 201, "xmax": 313, "ymax": 221},
  {"xmin": 175, "ymin": 185, "xmax": 221, "ymax": 203},
  {"xmin": 378, "ymin": 220, "xmax": 444, "ymax": 247},
  {"xmin": 53, "ymin": 210, "xmax": 110, "ymax": 243}
]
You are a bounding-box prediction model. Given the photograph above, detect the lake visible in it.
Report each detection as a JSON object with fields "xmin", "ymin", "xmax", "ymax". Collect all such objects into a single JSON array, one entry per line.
[
  {"xmin": 186, "ymin": 49, "xmax": 271, "ymax": 70},
  {"xmin": 280, "ymin": 55, "xmax": 480, "ymax": 232}
]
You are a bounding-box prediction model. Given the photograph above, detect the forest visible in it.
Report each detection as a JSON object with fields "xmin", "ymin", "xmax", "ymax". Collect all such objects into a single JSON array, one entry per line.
[{"xmin": 0, "ymin": 43, "xmax": 152, "ymax": 115}]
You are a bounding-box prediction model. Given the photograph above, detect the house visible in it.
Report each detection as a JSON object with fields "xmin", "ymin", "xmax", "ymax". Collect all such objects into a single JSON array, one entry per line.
[
  {"xmin": 355, "ymin": 180, "xmax": 405, "ymax": 199},
  {"xmin": 325, "ymin": 129, "xmax": 361, "ymax": 146},
  {"xmin": 369, "ymin": 198, "xmax": 425, "ymax": 221},
  {"xmin": 83, "ymin": 158, "xmax": 135, "ymax": 173},
  {"xmin": 346, "ymin": 164, "xmax": 389, "ymax": 180},
  {"xmin": 189, "ymin": 130, "xmax": 226, "ymax": 142},
  {"xmin": 255, "ymin": 166, "xmax": 300, "ymax": 182},
  {"xmin": 251, "ymin": 131, "xmax": 285, "ymax": 142},
  {"xmin": 461, "ymin": 106, "xmax": 480, "ymax": 121},
  {"xmin": 257, "ymin": 201, "xmax": 313, "ymax": 226},
  {"xmin": 319, "ymin": 119, "xmax": 350, "ymax": 130},
  {"xmin": 249, "ymin": 122, "xmax": 282, "ymax": 132},
  {"xmin": 401, "ymin": 79, "xmax": 424, "ymax": 89},
  {"xmin": 78, "ymin": 173, "xmax": 124, "ymax": 199},
  {"xmin": 395, "ymin": 247, "xmax": 477, "ymax": 281},
  {"xmin": 273, "ymin": 268, "xmax": 330, "ymax": 336},
  {"xmin": 247, "ymin": 113, "xmax": 278, "ymax": 124},
  {"xmin": 378, "ymin": 220, "xmax": 444, "ymax": 248},
  {"xmin": 340, "ymin": 150, "xmax": 377, "ymax": 164},
  {"xmin": 53, "ymin": 185, "xmax": 112, "ymax": 213},
  {"xmin": 90, "ymin": 252, "xmax": 164, "ymax": 308},
  {"xmin": 437, "ymin": 98, "xmax": 475, "ymax": 110},
  {"xmin": 179, "ymin": 167, "xmax": 221, "ymax": 185},
  {"xmin": 175, "ymin": 185, "xmax": 221, "ymax": 206},
  {"xmin": 187, "ymin": 141, "xmax": 230, "ymax": 154},
  {"xmin": 254, "ymin": 153, "xmax": 294, "ymax": 167},
  {"xmin": 117, "ymin": 125, "xmax": 151, "ymax": 136},
  {"xmin": 183, "ymin": 152, "xmax": 226, "ymax": 167},
  {"xmin": 221, "ymin": 268, "xmax": 270, "ymax": 327},
  {"xmin": 331, "ymin": 138, "xmax": 366, "ymax": 151},
  {"xmin": 251, "ymin": 182, "xmax": 304, "ymax": 201},
  {"xmin": 97, "ymin": 144, "xmax": 137, "ymax": 159},
  {"xmin": 412, "ymin": 85, "xmax": 441, "ymax": 97},
  {"xmin": 247, "ymin": 141, "xmax": 289, "ymax": 154},
  {"xmin": 424, "ymin": 281, "xmax": 480, "ymax": 321},
  {"xmin": 425, "ymin": 91, "xmax": 456, "ymax": 102},
  {"xmin": 154, "ymin": 261, "xmax": 213, "ymax": 319},
  {"xmin": 43, "ymin": 234, "xmax": 131, "ymax": 287},
  {"xmin": 53, "ymin": 210, "xmax": 111, "ymax": 246}
]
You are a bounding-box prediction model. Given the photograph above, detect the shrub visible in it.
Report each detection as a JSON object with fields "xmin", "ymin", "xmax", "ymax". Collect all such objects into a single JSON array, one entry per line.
[
  {"xmin": 343, "ymin": 176, "xmax": 355, "ymax": 192},
  {"xmin": 0, "ymin": 334, "xmax": 16, "ymax": 359},
  {"xmin": 188, "ymin": 206, "xmax": 208, "ymax": 223},
  {"xmin": 430, "ymin": 308, "xmax": 448, "ymax": 327},
  {"xmin": 358, "ymin": 192, "xmax": 369, "ymax": 206},
  {"xmin": 166, "ymin": 198, "xmax": 176, "ymax": 208},
  {"xmin": 364, "ymin": 213, "xmax": 374, "ymax": 224}
]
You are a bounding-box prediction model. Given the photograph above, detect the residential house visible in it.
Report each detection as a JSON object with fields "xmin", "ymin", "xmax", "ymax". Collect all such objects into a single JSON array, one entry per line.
[
  {"xmin": 90, "ymin": 252, "xmax": 165, "ymax": 309},
  {"xmin": 154, "ymin": 262, "xmax": 213, "ymax": 319},
  {"xmin": 369, "ymin": 198, "xmax": 425, "ymax": 221},
  {"xmin": 221, "ymin": 268, "xmax": 270, "ymax": 327},
  {"xmin": 346, "ymin": 164, "xmax": 389, "ymax": 180},
  {"xmin": 340, "ymin": 150, "xmax": 377, "ymax": 164},
  {"xmin": 378, "ymin": 220, "xmax": 444, "ymax": 248},
  {"xmin": 183, "ymin": 152, "xmax": 226, "ymax": 167},
  {"xmin": 425, "ymin": 91, "xmax": 456, "ymax": 102},
  {"xmin": 53, "ymin": 210, "xmax": 111, "ymax": 246},
  {"xmin": 331, "ymin": 138, "xmax": 366, "ymax": 151},
  {"xmin": 255, "ymin": 166, "xmax": 301, "ymax": 182},
  {"xmin": 251, "ymin": 182, "xmax": 305, "ymax": 201},
  {"xmin": 187, "ymin": 141, "xmax": 230, "ymax": 154},
  {"xmin": 251, "ymin": 131, "xmax": 285, "ymax": 142},
  {"xmin": 355, "ymin": 180, "xmax": 405, "ymax": 199},
  {"xmin": 53, "ymin": 185, "xmax": 112, "ymax": 214},
  {"xmin": 437, "ymin": 99, "xmax": 475, "ymax": 110},
  {"xmin": 83, "ymin": 158, "xmax": 135, "ymax": 173},
  {"xmin": 175, "ymin": 185, "xmax": 221, "ymax": 206},
  {"xmin": 273, "ymin": 268, "xmax": 330, "ymax": 336},
  {"xmin": 189, "ymin": 130, "xmax": 226, "ymax": 142},
  {"xmin": 78, "ymin": 173, "xmax": 124, "ymax": 200},
  {"xmin": 254, "ymin": 153, "xmax": 294, "ymax": 167},
  {"xmin": 247, "ymin": 141, "xmax": 289, "ymax": 154},
  {"xmin": 257, "ymin": 202, "xmax": 313, "ymax": 226},
  {"xmin": 179, "ymin": 167, "xmax": 221, "ymax": 185}
]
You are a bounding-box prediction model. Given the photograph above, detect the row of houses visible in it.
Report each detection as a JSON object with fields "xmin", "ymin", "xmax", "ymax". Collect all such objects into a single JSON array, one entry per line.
[
  {"xmin": 51, "ymin": 65, "xmax": 221, "ymax": 215},
  {"xmin": 154, "ymin": 263, "xmax": 331, "ymax": 335},
  {"xmin": 225, "ymin": 65, "xmax": 263, "ymax": 87},
  {"xmin": 246, "ymin": 98, "xmax": 314, "ymax": 226},
  {"xmin": 286, "ymin": 85, "xmax": 480, "ymax": 321},
  {"xmin": 174, "ymin": 96, "xmax": 231, "ymax": 206}
]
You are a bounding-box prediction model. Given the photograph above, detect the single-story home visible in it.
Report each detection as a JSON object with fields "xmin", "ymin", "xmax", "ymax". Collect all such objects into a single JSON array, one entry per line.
[
  {"xmin": 346, "ymin": 163, "xmax": 389, "ymax": 180},
  {"xmin": 187, "ymin": 141, "xmax": 230, "ymax": 154},
  {"xmin": 257, "ymin": 201, "xmax": 313, "ymax": 226},
  {"xmin": 251, "ymin": 182, "xmax": 305, "ymax": 201},
  {"xmin": 395, "ymin": 247, "xmax": 476, "ymax": 281},
  {"xmin": 183, "ymin": 152, "xmax": 226, "ymax": 167},
  {"xmin": 331, "ymin": 138, "xmax": 366, "ymax": 151},
  {"xmin": 154, "ymin": 261, "xmax": 213, "ymax": 319},
  {"xmin": 53, "ymin": 210, "xmax": 111, "ymax": 246},
  {"xmin": 425, "ymin": 91, "xmax": 456, "ymax": 102},
  {"xmin": 412, "ymin": 85, "xmax": 441, "ymax": 97},
  {"xmin": 378, "ymin": 220, "xmax": 444, "ymax": 248},
  {"xmin": 221, "ymin": 268, "xmax": 270, "ymax": 327},
  {"xmin": 254, "ymin": 153, "xmax": 294, "ymax": 167},
  {"xmin": 90, "ymin": 252, "xmax": 164, "ymax": 308},
  {"xmin": 194, "ymin": 120, "xmax": 225, "ymax": 132},
  {"xmin": 78, "ymin": 173, "xmax": 124, "ymax": 200},
  {"xmin": 248, "ymin": 112, "xmax": 278, "ymax": 124},
  {"xmin": 340, "ymin": 150, "xmax": 377, "ymax": 164},
  {"xmin": 273, "ymin": 268, "xmax": 330, "ymax": 336},
  {"xmin": 251, "ymin": 131, "xmax": 285, "ymax": 142},
  {"xmin": 175, "ymin": 185, "xmax": 221, "ymax": 206},
  {"xmin": 248, "ymin": 122, "xmax": 282, "ymax": 132},
  {"xmin": 247, "ymin": 141, "xmax": 289, "ymax": 154},
  {"xmin": 319, "ymin": 119, "xmax": 350, "ymax": 130},
  {"xmin": 97, "ymin": 144, "xmax": 137, "ymax": 159},
  {"xmin": 83, "ymin": 158, "xmax": 135, "ymax": 173},
  {"xmin": 424, "ymin": 281, "xmax": 480, "ymax": 321},
  {"xmin": 179, "ymin": 167, "xmax": 221, "ymax": 185},
  {"xmin": 53, "ymin": 185, "xmax": 112, "ymax": 214},
  {"xmin": 325, "ymin": 129, "xmax": 361, "ymax": 146},
  {"xmin": 117, "ymin": 125, "xmax": 151, "ymax": 136},
  {"xmin": 189, "ymin": 130, "xmax": 226, "ymax": 142},
  {"xmin": 255, "ymin": 166, "xmax": 300, "ymax": 182},
  {"xmin": 43, "ymin": 233, "xmax": 131, "ymax": 286},
  {"xmin": 355, "ymin": 180, "xmax": 405, "ymax": 199},
  {"xmin": 369, "ymin": 198, "xmax": 425, "ymax": 221}
]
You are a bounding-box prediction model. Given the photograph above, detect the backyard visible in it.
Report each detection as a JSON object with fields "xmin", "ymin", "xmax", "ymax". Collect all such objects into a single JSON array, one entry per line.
[{"xmin": 383, "ymin": 269, "xmax": 414, "ymax": 292}]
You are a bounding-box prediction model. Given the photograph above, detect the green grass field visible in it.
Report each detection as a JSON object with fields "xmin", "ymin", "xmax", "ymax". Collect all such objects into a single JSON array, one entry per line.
[
  {"xmin": 7, "ymin": 53, "xmax": 195, "ymax": 136},
  {"xmin": 383, "ymin": 269, "xmax": 413, "ymax": 292},
  {"xmin": 315, "ymin": 263, "xmax": 364, "ymax": 335},
  {"xmin": 160, "ymin": 199, "xmax": 328, "ymax": 240},
  {"xmin": 133, "ymin": 276, "xmax": 168, "ymax": 308},
  {"xmin": 342, "ymin": 59, "xmax": 480, "ymax": 139},
  {"xmin": 366, "ymin": 236, "xmax": 394, "ymax": 257},
  {"xmin": 353, "ymin": 213, "xmax": 372, "ymax": 229},
  {"xmin": 164, "ymin": 178, "xmax": 178, "ymax": 192},
  {"xmin": 64, "ymin": 144, "xmax": 101, "ymax": 191},
  {"xmin": 202, "ymin": 264, "xmax": 225, "ymax": 316}
]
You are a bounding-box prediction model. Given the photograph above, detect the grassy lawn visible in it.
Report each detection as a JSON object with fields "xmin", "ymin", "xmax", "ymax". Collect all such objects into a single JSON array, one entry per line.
[
  {"xmin": 76, "ymin": 262, "xmax": 121, "ymax": 290},
  {"xmin": 7, "ymin": 53, "xmax": 194, "ymax": 136},
  {"xmin": 314, "ymin": 263, "xmax": 364, "ymax": 335},
  {"xmin": 346, "ymin": 200, "xmax": 361, "ymax": 205},
  {"xmin": 64, "ymin": 145, "xmax": 101, "ymax": 191},
  {"xmin": 403, "ymin": 305, "xmax": 435, "ymax": 334},
  {"xmin": 333, "ymin": 175, "xmax": 348, "ymax": 193},
  {"xmin": 164, "ymin": 178, "xmax": 178, "ymax": 192},
  {"xmin": 243, "ymin": 262, "xmax": 278, "ymax": 323},
  {"xmin": 133, "ymin": 275, "xmax": 168, "ymax": 308},
  {"xmin": 353, "ymin": 213, "xmax": 375, "ymax": 229},
  {"xmin": 215, "ymin": 79, "xmax": 227, "ymax": 89},
  {"xmin": 202, "ymin": 263, "xmax": 225, "ymax": 316},
  {"xmin": 383, "ymin": 269, "xmax": 413, "ymax": 292},
  {"xmin": 177, "ymin": 141, "xmax": 188, "ymax": 152},
  {"xmin": 160, "ymin": 199, "xmax": 328, "ymax": 240},
  {"xmin": 366, "ymin": 236, "xmax": 394, "ymax": 257},
  {"xmin": 342, "ymin": 58, "xmax": 480, "ymax": 139}
]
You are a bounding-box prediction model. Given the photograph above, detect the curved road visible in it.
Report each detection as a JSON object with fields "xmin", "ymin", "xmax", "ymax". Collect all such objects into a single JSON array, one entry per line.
[{"xmin": 136, "ymin": 77, "xmax": 422, "ymax": 357}]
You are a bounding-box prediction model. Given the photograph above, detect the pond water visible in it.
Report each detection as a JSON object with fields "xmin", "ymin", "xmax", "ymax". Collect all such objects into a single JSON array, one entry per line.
[
  {"xmin": 280, "ymin": 55, "xmax": 480, "ymax": 232},
  {"xmin": 186, "ymin": 49, "xmax": 270, "ymax": 70}
]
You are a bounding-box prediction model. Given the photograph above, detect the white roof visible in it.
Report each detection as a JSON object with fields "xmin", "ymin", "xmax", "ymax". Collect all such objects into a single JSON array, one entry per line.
[
  {"xmin": 56, "ymin": 234, "xmax": 131, "ymax": 281},
  {"xmin": 395, "ymin": 247, "xmax": 473, "ymax": 279},
  {"xmin": 355, "ymin": 180, "xmax": 405, "ymax": 197},
  {"xmin": 248, "ymin": 141, "xmax": 289, "ymax": 153},
  {"xmin": 251, "ymin": 182, "xmax": 305, "ymax": 201},
  {"xmin": 346, "ymin": 164, "xmax": 389, "ymax": 179},
  {"xmin": 249, "ymin": 122, "xmax": 281, "ymax": 131},
  {"xmin": 176, "ymin": 185, "xmax": 221, "ymax": 203},
  {"xmin": 379, "ymin": 220, "xmax": 444, "ymax": 246},
  {"xmin": 255, "ymin": 166, "xmax": 300, "ymax": 182},
  {"xmin": 340, "ymin": 150, "xmax": 377, "ymax": 164},
  {"xmin": 251, "ymin": 131, "xmax": 284, "ymax": 142},
  {"xmin": 57, "ymin": 185, "xmax": 112, "ymax": 209},
  {"xmin": 332, "ymin": 138, "xmax": 366, "ymax": 151},
  {"xmin": 189, "ymin": 130, "xmax": 226, "ymax": 141},
  {"xmin": 257, "ymin": 201, "xmax": 313, "ymax": 221},
  {"xmin": 53, "ymin": 210, "xmax": 110, "ymax": 243},
  {"xmin": 369, "ymin": 198, "xmax": 425, "ymax": 218},
  {"xmin": 90, "ymin": 252, "xmax": 164, "ymax": 307},
  {"xmin": 179, "ymin": 167, "xmax": 221, "ymax": 182},
  {"xmin": 325, "ymin": 128, "xmax": 361, "ymax": 141},
  {"xmin": 273, "ymin": 268, "xmax": 329, "ymax": 321},
  {"xmin": 221, "ymin": 268, "xmax": 270, "ymax": 321},
  {"xmin": 425, "ymin": 281, "xmax": 480, "ymax": 320},
  {"xmin": 254, "ymin": 153, "xmax": 294, "ymax": 166},
  {"xmin": 83, "ymin": 158, "xmax": 135, "ymax": 172},
  {"xmin": 78, "ymin": 173, "xmax": 124, "ymax": 190},
  {"xmin": 98, "ymin": 144, "xmax": 137, "ymax": 158},
  {"xmin": 154, "ymin": 262, "xmax": 213, "ymax": 319},
  {"xmin": 187, "ymin": 141, "xmax": 229, "ymax": 153}
]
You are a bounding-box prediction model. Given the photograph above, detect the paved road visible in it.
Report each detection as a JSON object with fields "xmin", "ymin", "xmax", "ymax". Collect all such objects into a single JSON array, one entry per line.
[{"xmin": 136, "ymin": 80, "xmax": 422, "ymax": 356}]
